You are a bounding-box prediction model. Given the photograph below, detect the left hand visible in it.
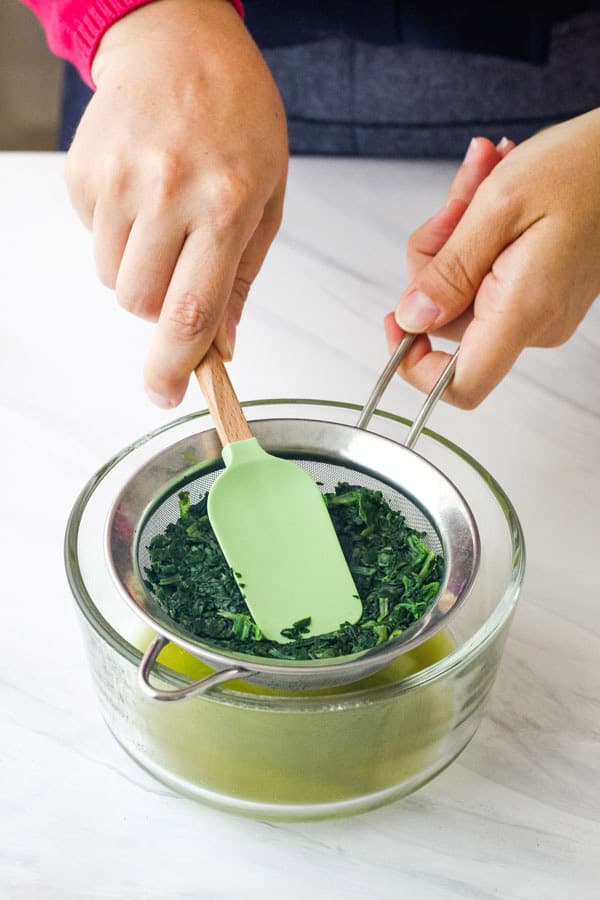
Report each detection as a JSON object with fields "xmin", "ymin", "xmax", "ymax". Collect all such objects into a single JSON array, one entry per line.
[{"xmin": 386, "ymin": 110, "xmax": 600, "ymax": 409}]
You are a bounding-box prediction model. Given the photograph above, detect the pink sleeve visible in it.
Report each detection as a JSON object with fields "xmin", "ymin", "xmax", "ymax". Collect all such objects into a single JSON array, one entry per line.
[{"xmin": 21, "ymin": 0, "xmax": 245, "ymax": 89}]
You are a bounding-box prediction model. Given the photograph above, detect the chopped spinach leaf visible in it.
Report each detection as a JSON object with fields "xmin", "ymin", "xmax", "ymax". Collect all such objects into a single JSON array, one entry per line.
[{"xmin": 145, "ymin": 483, "xmax": 444, "ymax": 660}]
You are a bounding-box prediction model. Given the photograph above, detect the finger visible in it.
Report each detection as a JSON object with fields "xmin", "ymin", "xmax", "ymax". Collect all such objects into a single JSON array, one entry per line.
[
  {"xmin": 385, "ymin": 307, "xmax": 473, "ymax": 347},
  {"xmin": 92, "ymin": 196, "xmax": 133, "ymax": 289},
  {"xmin": 386, "ymin": 306, "xmax": 464, "ymax": 401},
  {"xmin": 144, "ymin": 224, "xmax": 249, "ymax": 407},
  {"xmin": 384, "ymin": 312, "xmax": 432, "ymax": 364},
  {"xmin": 64, "ymin": 156, "xmax": 95, "ymax": 230},
  {"xmin": 214, "ymin": 187, "xmax": 284, "ymax": 360},
  {"xmin": 407, "ymin": 199, "xmax": 468, "ymax": 283},
  {"xmin": 115, "ymin": 213, "xmax": 186, "ymax": 321},
  {"xmin": 392, "ymin": 136, "xmax": 519, "ymax": 396},
  {"xmin": 430, "ymin": 306, "xmax": 474, "ymax": 342},
  {"xmin": 447, "ymin": 137, "xmax": 502, "ymax": 205},
  {"xmin": 496, "ymin": 136, "xmax": 517, "ymax": 159},
  {"xmin": 407, "ymin": 139, "xmax": 504, "ymax": 283},
  {"xmin": 393, "ymin": 226, "xmax": 551, "ymax": 408},
  {"xmin": 385, "ymin": 313, "xmax": 450, "ymax": 394},
  {"xmin": 395, "ymin": 176, "xmax": 531, "ymax": 335},
  {"xmin": 396, "ymin": 282, "xmax": 524, "ymax": 410}
]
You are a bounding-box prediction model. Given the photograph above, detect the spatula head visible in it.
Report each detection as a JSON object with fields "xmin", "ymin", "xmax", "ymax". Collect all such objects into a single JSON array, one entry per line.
[{"xmin": 207, "ymin": 438, "xmax": 362, "ymax": 641}]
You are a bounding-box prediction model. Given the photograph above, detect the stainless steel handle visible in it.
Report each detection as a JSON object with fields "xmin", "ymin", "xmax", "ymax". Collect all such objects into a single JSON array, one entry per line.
[
  {"xmin": 357, "ymin": 333, "xmax": 459, "ymax": 448},
  {"xmin": 138, "ymin": 635, "xmax": 250, "ymax": 701},
  {"xmin": 356, "ymin": 333, "xmax": 416, "ymax": 430},
  {"xmin": 404, "ymin": 351, "xmax": 458, "ymax": 449}
]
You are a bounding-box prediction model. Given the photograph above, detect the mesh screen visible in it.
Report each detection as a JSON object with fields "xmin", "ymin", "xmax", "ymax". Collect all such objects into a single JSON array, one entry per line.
[{"xmin": 137, "ymin": 458, "xmax": 442, "ymax": 578}]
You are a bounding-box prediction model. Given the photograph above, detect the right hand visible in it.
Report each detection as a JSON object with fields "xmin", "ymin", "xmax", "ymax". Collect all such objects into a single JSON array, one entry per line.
[
  {"xmin": 65, "ymin": 0, "xmax": 288, "ymax": 408},
  {"xmin": 384, "ymin": 136, "xmax": 516, "ymax": 387}
]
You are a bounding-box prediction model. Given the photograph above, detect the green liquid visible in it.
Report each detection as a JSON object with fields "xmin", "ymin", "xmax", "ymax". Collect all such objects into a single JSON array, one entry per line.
[
  {"xmin": 135, "ymin": 632, "xmax": 456, "ymax": 810},
  {"xmin": 154, "ymin": 630, "xmax": 453, "ymax": 695}
]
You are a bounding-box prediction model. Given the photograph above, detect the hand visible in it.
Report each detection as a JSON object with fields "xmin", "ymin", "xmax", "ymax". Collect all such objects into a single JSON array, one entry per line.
[
  {"xmin": 384, "ymin": 135, "xmax": 514, "ymax": 392},
  {"xmin": 65, "ymin": 0, "xmax": 288, "ymax": 407},
  {"xmin": 387, "ymin": 111, "xmax": 600, "ymax": 409}
]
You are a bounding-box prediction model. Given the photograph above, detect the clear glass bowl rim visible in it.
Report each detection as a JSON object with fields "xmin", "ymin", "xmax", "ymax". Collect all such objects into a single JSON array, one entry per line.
[{"xmin": 64, "ymin": 398, "xmax": 525, "ymax": 711}]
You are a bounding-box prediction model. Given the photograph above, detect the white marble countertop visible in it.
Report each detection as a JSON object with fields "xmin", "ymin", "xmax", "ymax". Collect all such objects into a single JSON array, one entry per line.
[{"xmin": 1, "ymin": 153, "xmax": 599, "ymax": 900}]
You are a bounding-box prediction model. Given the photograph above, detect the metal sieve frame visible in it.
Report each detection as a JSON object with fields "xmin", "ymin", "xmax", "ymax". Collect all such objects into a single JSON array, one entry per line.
[{"xmin": 105, "ymin": 417, "xmax": 480, "ymax": 699}]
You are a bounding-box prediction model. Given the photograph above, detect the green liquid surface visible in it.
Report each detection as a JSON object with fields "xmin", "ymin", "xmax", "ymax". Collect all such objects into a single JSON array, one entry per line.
[{"xmin": 153, "ymin": 630, "xmax": 454, "ymax": 696}]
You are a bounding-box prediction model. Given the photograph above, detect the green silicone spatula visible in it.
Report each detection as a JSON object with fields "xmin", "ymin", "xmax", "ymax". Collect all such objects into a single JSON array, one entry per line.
[{"xmin": 194, "ymin": 347, "xmax": 362, "ymax": 642}]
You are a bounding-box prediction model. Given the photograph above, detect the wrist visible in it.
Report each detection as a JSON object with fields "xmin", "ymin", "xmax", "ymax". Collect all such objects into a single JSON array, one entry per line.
[{"xmin": 91, "ymin": 0, "xmax": 243, "ymax": 86}]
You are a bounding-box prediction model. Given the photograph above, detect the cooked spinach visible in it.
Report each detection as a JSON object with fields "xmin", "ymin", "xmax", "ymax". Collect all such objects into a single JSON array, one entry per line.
[{"xmin": 145, "ymin": 483, "xmax": 443, "ymax": 660}]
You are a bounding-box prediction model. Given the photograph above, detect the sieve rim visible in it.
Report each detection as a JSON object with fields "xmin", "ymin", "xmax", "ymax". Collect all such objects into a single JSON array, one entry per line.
[
  {"xmin": 121, "ymin": 420, "xmax": 477, "ymax": 681},
  {"xmin": 65, "ymin": 399, "xmax": 525, "ymax": 707}
]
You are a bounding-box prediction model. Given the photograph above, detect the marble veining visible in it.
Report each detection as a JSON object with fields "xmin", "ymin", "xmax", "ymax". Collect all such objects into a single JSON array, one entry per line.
[{"xmin": 0, "ymin": 154, "xmax": 599, "ymax": 900}]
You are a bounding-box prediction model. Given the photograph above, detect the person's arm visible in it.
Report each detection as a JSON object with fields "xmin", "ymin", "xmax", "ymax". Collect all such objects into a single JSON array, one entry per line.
[{"xmin": 21, "ymin": 0, "xmax": 243, "ymax": 87}]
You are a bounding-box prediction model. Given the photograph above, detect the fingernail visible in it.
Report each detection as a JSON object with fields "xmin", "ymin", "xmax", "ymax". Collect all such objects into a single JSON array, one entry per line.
[
  {"xmin": 146, "ymin": 388, "xmax": 179, "ymax": 409},
  {"xmin": 497, "ymin": 136, "xmax": 511, "ymax": 151},
  {"xmin": 464, "ymin": 137, "xmax": 479, "ymax": 164},
  {"xmin": 395, "ymin": 290, "xmax": 439, "ymax": 332}
]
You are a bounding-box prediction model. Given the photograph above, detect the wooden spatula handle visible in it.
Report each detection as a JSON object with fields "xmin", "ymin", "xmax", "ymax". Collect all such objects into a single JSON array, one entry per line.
[{"xmin": 194, "ymin": 347, "xmax": 252, "ymax": 446}]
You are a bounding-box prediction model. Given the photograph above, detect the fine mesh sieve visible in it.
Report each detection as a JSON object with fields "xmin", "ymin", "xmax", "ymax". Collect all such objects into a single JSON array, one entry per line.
[
  {"xmin": 106, "ymin": 337, "xmax": 480, "ymax": 700},
  {"xmin": 137, "ymin": 458, "xmax": 443, "ymax": 581}
]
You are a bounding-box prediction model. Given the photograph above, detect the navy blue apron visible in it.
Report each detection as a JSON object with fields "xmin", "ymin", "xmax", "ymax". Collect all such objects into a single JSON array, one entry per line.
[{"xmin": 59, "ymin": 2, "xmax": 600, "ymax": 156}]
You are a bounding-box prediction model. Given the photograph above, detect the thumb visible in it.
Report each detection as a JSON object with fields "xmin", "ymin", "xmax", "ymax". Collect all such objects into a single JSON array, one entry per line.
[{"xmin": 395, "ymin": 185, "xmax": 521, "ymax": 333}]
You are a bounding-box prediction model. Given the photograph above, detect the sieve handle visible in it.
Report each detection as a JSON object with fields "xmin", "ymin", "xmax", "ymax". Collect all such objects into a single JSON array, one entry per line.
[
  {"xmin": 356, "ymin": 334, "xmax": 417, "ymax": 430},
  {"xmin": 403, "ymin": 351, "xmax": 458, "ymax": 450},
  {"xmin": 138, "ymin": 635, "xmax": 251, "ymax": 702},
  {"xmin": 195, "ymin": 347, "xmax": 253, "ymax": 446},
  {"xmin": 357, "ymin": 334, "xmax": 459, "ymax": 448}
]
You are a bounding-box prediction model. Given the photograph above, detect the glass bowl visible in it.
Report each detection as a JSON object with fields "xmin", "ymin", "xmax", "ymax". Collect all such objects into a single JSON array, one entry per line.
[{"xmin": 65, "ymin": 400, "xmax": 525, "ymax": 821}]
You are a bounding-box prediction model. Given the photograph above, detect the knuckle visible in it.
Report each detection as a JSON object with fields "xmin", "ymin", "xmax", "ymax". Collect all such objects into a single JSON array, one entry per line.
[
  {"xmin": 116, "ymin": 286, "xmax": 155, "ymax": 320},
  {"xmin": 538, "ymin": 321, "xmax": 575, "ymax": 349},
  {"xmin": 473, "ymin": 173, "xmax": 527, "ymax": 230},
  {"xmin": 206, "ymin": 168, "xmax": 253, "ymax": 231},
  {"xmin": 476, "ymin": 176, "xmax": 520, "ymax": 222},
  {"xmin": 482, "ymin": 273, "xmax": 515, "ymax": 321},
  {"xmin": 266, "ymin": 202, "xmax": 284, "ymax": 239},
  {"xmin": 451, "ymin": 385, "xmax": 485, "ymax": 411},
  {"xmin": 407, "ymin": 217, "xmax": 433, "ymax": 254},
  {"xmin": 500, "ymin": 283, "xmax": 569, "ymax": 349},
  {"xmin": 231, "ymin": 275, "xmax": 251, "ymax": 304},
  {"xmin": 150, "ymin": 149, "xmax": 188, "ymax": 203},
  {"xmin": 228, "ymin": 275, "xmax": 252, "ymax": 321},
  {"xmin": 255, "ymin": 200, "xmax": 284, "ymax": 249},
  {"xmin": 166, "ymin": 291, "xmax": 215, "ymax": 341},
  {"xmin": 64, "ymin": 153, "xmax": 87, "ymax": 202},
  {"xmin": 96, "ymin": 262, "xmax": 117, "ymax": 290},
  {"xmin": 144, "ymin": 367, "xmax": 185, "ymax": 404},
  {"xmin": 407, "ymin": 230, "xmax": 420, "ymax": 256},
  {"xmin": 406, "ymin": 231, "xmax": 421, "ymax": 261},
  {"xmin": 101, "ymin": 154, "xmax": 130, "ymax": 196},
  {"xmin": 427, "ymin": 248, "xmax": 476, "ymax": 304}
]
